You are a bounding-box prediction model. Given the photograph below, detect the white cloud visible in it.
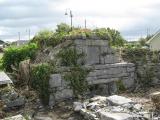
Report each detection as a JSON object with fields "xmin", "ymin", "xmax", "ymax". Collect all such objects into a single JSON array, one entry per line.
[{"xmin": 0, "ymin": 0, "xmax": 160, "ymax": 41}]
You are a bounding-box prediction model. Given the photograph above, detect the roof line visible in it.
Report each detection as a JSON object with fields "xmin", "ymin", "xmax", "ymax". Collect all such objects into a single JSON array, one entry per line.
[{"xmin": 147, "ymin": 29, "xmax": 160, "ymax": 44}]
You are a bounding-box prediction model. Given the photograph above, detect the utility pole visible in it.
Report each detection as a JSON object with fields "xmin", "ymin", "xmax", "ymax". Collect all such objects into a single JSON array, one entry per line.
[
  {"xmin": 18, "ymin": 32, "xmax": 20, "ymax": 41},
  {"xmin": 28, "ymin": 29, "xmax": 30, "ymax": 40},
  {"xmin": 85, "ymin": 19, "xmax": 87, "ymax": 29},
  {"xmin": 65, "ymin": 9, "xmax": 73, "ymax": 31},
  {"xmin": 17, "ymin": 32, "xmax": 20, "ymax": 46},
  {"xmin": 147, "ymin": 28, "xmax": 150, "ymax": 37},
  {"xmin": 26, "ymin": 29, "xmax": 31, "ymax": 40}
]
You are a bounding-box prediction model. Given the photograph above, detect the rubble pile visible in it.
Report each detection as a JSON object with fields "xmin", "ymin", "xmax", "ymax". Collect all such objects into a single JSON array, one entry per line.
[
  {"xmin": 73, "ymin": 95, "xmax": 152, "ymax": 120},
  {"xmin": 0, "ymin": 86, "xmax": 25, "ymax": 111}
]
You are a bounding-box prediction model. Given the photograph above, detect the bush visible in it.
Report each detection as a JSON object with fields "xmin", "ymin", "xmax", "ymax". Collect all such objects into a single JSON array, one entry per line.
[
  {"xmin": 31, "ymin": 29, "xmax": 67, "ymax": 48},
  {"xmin": 93, "ymin": 28, "xmax": 111, "ymax": 40},
  {"xmin": 68, "ymin": 29, "xmax": 92, "ymax": 39},
  {"xmin": 64, "ymin": 66, "xmax": 89, "ymax": 96},
  {"xmin": 31, "ymin": 30, "xmax": 54, "ymax": 48},
  {"xmin": 2, "ymin": 43, "xmax": 38, "ymax": 72},
  {"xmin": 30, "ymin": 63, "xmax": 51, "ymax": 105}
]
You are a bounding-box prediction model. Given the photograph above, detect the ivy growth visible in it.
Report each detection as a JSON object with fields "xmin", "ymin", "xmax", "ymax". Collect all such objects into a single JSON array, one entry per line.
[
  {"xmin": 57, "ymin": 47, "xmax": 85, "ymax": 66},
  {"xmin": 121, "ymin": 47, "xmax": 159, "ymax": 88},
  {"xmin": 58, "ymin": 46, "xmax": 89, "ymax": 96}
]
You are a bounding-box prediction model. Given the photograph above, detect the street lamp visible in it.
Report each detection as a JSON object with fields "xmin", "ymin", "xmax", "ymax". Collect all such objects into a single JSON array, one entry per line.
[{"xmin": 65, "ymin": 9, "xmax": 73, "ymax": 31}]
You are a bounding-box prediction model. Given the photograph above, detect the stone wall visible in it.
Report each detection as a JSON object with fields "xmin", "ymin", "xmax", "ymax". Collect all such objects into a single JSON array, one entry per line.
[
  {"xmin": 74, "ymin": 39, "xmax": 120, "ymax": 65},
  {"xmin": 87, "ymin": 63, "xmax": 135, "ymax": 87},
  {"xmin": 121, "ymin": 48, "xmax": 160, "ymax": 85},
  {"xmin": 49, "ymin": 39, "xmax": 136, "ymax": 106},
  {"xmin": 136, "ymin": 63, "xmax": 160, "ymax": 84},
  {"xmin": 49, "ymin": 62, "xmax": 135, "ymax": 106}
]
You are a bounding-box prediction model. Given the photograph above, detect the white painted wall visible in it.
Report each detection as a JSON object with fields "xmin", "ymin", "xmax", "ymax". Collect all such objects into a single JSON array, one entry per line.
[{"xmin": 149, "ymin": 33, "xmax": 160, "ymax": 51}]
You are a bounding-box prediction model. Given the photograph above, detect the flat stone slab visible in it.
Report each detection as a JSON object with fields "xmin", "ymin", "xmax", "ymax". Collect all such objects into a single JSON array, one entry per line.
[
  {"xmin": 106, "ymin": 95, "xmax": 133, "ymax": 106},
  {"xmin": 0, "ymin": 72, "xmax": 12, "ymax": 85},
  {"xmin": 99, "ymin": 111, "xmax": 133, "ymax": 120},
  {"xmin": 2, "ymin": 114, "xmax": 26, "ymax": 120}
]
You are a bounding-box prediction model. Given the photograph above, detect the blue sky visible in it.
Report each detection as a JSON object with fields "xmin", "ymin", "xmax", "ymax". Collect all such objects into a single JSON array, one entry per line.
[{"xmin": 0, "ymin": 0, "xmax": 160, "ymax": 41}]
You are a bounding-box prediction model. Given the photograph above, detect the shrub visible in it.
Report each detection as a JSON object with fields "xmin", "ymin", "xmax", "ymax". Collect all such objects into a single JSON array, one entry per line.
[
  {"xmin": 31, "ymin": 29, "xmax": 67, "ymax": 48},
  {"xmin": 68, "ymin": 29, "xmax": 92, "ymax": 39},
  {"xmin": 93, "ymin": 28, "xmax": 111, "ymax": 40},
  {"xmin": 31, "ymin": 30, "xmax": 54, "ymax": 48},
  {"xmin": 2, "ymin": 43, "xmax": 38, "ymax": 72},
  {"xmin": 30, "ymin": 63, "xmax": 51, "ymax": 106},
  {"xmin": 64, "ymin": 66, "xmax": 89, "ymax": 96}
]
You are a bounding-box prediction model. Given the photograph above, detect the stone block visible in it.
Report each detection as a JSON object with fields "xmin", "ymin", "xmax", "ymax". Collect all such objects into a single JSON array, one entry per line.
[
  {"xmin": 49, "ymin": 74, "xmax": 62, "ymax": 88},
  {"xmin": 55, "ymin": 89, "xmax": 73, "ymax": 100},
  {"xmin": 127, "ymin": 67, "xmax": 135, "ymax": 72},
  {"xmin": 49, "ymin": 94, "xmax": 55, "ymax": 107},
  {"xmin": 122, "ymin": 77, "xmax": 135, "ymax": 88},
  {"xmin": 2, "ymin": 114, "xmax": 26, "ymax": 120},
  {"xmin": 5, "ymin": 97, "xmax": 25, "ymax": 108},
  {"xmin": 61, "ymin": 79, "xmax": 70, "ymax": 87},
  {"xmin": 34, "ymin": 116, "xmax": 52, "ymax": 120},
  {"xmin": 99, "ymin": 111, "xmax": 133, "ymax": 120},
  {"xmin": 85, "ymin": 46, "xmax": 100, "ymax": 65},
  {"xmin": 89, "ymin": 78, "xmax": 119, "ymax": 85},
  {"xmin": 106, "ymin": 95, "xmax": 133, "ymax": 106},
  {"xmin": 0, "ymin": 72, "xmax": 12, "ymax": 85},
  {"xmin": 150, "ymin": 91, "xmax": 160, "ymax": 109}
]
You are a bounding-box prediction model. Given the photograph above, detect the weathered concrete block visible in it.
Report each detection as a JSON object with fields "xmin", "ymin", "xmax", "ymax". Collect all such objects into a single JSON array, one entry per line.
[
  {"xmin": 99, "ymin": 111, "xmax": 133, "ymax": 120},
  {"xmin": 5, "ymin": 97, "xmax": 25, "ymax": 108},
  {"xmin": 55, "ymin": 89, "xmax": 73, "ymax": 100},
  {"xmin": 106, "ymin": 95, "xmax": 133, "ymax": 106},
  {"xmin": 61, "ymin": 79, "xmax": 70, "ymax": 87},
  {"xmin": 49, "ymin": 94, "xmax": 55, "ymax": 107},
  {"xmin": 34, "ymin": 116, "xmax": 52, "ymax": 120},
  {"xmin": 50, "ymin": 74, "xmax": 62, "ymax": 88},
  {"xmin": 85, "ymin": 46, "xmax": 100, "ymax": 65},
  {"xmin": 0, "ymin": 72, "xmax": 12, "ymax": 85},
  {"xmin": 122, "ymin": 77, "xmax": 135, "ymax": 88},
  {"xmin": 89, "ymin": 78, "xmax": 119, "ymax": 85},
  {"xmin": 150, "ymin": 91, "xmax": 160, "ymax": 109},
  {"xmin": 2, "ymin": 114, "xmax": 26, "ymax": 120}
]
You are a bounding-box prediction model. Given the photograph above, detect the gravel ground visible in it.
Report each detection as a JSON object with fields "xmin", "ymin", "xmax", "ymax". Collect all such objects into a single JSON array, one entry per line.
[{"xmin": 1, "ymin": 85, "xmax": 160, "ymax": 119}]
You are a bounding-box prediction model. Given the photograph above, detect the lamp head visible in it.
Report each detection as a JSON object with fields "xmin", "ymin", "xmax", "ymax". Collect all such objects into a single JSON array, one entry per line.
[
  {"xmin": 65, "ymin": 12, "xmax": 68, "ymax": 15},
  {"xmin": 65, "ymin": 9, "xmax": 68, "ymax": 15}
]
